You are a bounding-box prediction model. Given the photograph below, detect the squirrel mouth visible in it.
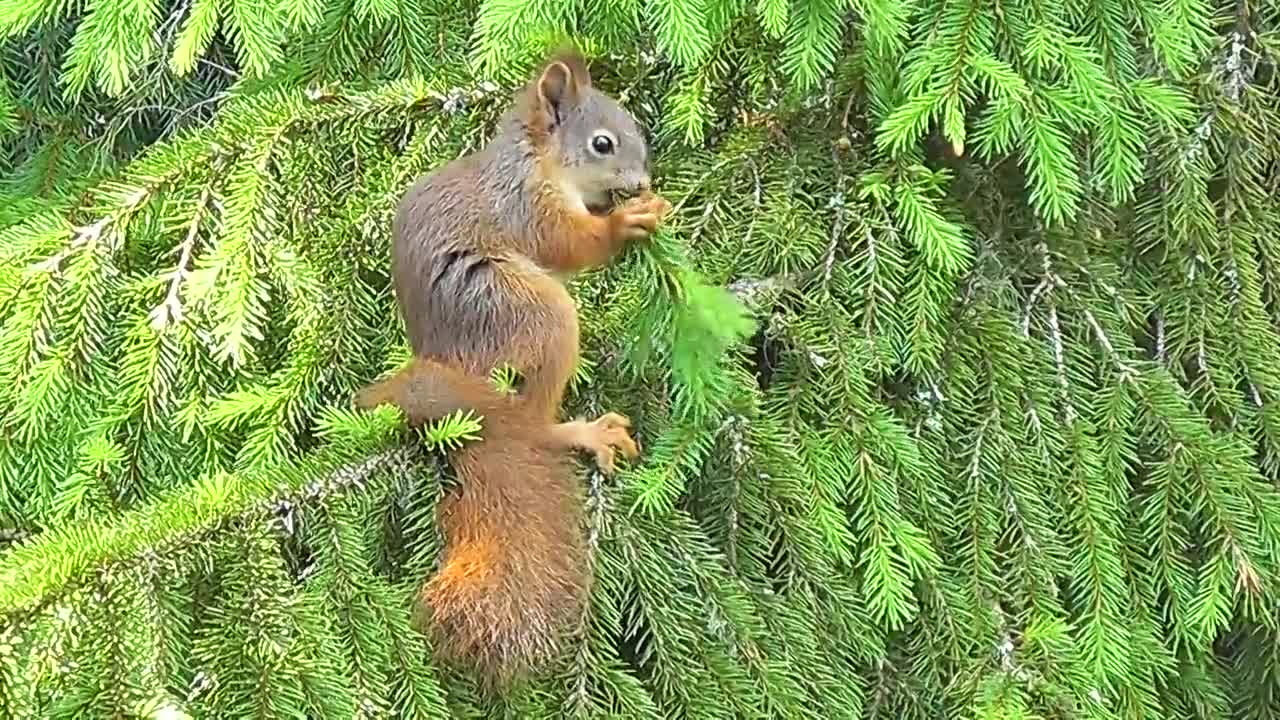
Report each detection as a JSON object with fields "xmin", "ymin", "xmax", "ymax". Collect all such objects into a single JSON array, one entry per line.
[
  {"xmin": 588, "ymin": 187, "xmax": 645, "ymax": 215},
  {"xmin": 585, "ymin": 190, "xmax": 621, "ymax": 216}
]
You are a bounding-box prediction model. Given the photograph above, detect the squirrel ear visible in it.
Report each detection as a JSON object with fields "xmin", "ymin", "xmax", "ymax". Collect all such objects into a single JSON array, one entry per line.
[
  {"xmin": 547, "ymin": 48, "xmax": 592, "ymax": 88},
  {"xmin": 536, "ymin": 61, "xmax": 577, "ymax": 122}
]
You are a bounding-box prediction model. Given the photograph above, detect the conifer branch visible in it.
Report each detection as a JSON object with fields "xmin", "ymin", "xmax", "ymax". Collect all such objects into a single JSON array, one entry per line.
[
  {"xmin": 727, "ymin": 273, "xmax": 800, "ymax": 307},
  {"xmin": 822, "ymin": 179, "xmax": 848, "ymax": 286},
  {"xmin": 1032, "ymin": 244, "xmax": 1138, "ymax": 384},
  {"xmin": 1028, "ymin": 242, "xmax": 1076, "ymax": 423},
  {"xmin": 720, "ymin": 414, "xmax": 747, "ymax": 572},
  {"xmin": 0, "ymin": 440, "xmax": 416, "ymax": 615},
  {"xmin": 1080, "ymin": 307, "xmax": 1138, "ymax": 383},
  {"xmin": 270, "ymin": 445, "xmax": 421, "ymax": 528},
  {"xmin": 567, "ymin": 468, "xmax": 609, "ymax": 707},
  {"xmin": 1046, "ymin": 305, "xmax": 1073, "ymax": 423},
  {"xmin": 1154, "ymin": 312, "xmax": 1167, "ymax": 364},
  {"xmin": 31, "ymin": 201, "xmax": 134, "ymax": 275}
]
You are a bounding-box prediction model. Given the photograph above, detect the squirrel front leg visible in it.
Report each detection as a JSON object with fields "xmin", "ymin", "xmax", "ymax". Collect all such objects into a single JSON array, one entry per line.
[{"xmin": 535, "ymin": 192, "xmax": 671, "ymax": 274}]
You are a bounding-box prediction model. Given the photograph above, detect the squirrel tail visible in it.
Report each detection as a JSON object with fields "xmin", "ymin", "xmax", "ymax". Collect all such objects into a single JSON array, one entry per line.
[
  {"xmin": 428, "ymin": 425, "xmax": 588, "ymax": 685},
  {"xmin": 354, "ymin": 359, "xmax": 589, "ymax": 685}
]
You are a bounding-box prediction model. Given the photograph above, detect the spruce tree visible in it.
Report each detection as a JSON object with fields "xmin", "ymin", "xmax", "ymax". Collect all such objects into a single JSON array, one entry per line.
[{"xmin": 3, "ymin": 0, "xmax": 1280, "ymax": 718}]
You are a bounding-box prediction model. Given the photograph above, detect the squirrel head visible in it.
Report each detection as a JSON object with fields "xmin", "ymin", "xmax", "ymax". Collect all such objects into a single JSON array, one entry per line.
[{"xmin": 520, "ymin": 50, "xmax": 651, "ymax": 212}]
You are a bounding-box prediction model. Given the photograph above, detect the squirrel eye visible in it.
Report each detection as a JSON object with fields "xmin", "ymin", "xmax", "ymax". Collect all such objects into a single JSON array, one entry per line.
[{"xmin": 591, "ymin": 134, "xmax": 614, "ymax": 155}]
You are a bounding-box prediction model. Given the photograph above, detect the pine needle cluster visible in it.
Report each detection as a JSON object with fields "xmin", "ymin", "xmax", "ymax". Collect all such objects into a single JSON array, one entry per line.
[{"xmin": 2, "ymin": 0, "xmax": 1280, "ymax": 718}]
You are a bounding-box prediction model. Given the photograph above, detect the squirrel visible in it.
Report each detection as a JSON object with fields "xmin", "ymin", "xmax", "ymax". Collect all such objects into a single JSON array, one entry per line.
[{"xmin": 353, "ymin": 49, "xmax": 671, "ymax": 686}]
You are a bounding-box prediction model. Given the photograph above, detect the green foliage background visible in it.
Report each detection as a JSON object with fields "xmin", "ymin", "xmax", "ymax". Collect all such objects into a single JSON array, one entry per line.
[{"xmin": 2, "ymin": 0, "xmax": 1280, "ymax": 717}]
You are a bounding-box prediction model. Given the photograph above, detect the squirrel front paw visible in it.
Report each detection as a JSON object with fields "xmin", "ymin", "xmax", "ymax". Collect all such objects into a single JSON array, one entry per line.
[
  {"xmin": 569, "ymin": 412, "xmax": 640, "ymax": 475},
  {"xmin": 611, "ymin": 193, "xmax": 671, "ymax": 241}
]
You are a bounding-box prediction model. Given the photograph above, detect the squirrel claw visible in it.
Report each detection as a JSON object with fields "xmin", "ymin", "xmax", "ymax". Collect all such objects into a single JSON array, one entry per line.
[{"xmin": 578, "ymin": 412, "xmax": 640, "ymax": 475}]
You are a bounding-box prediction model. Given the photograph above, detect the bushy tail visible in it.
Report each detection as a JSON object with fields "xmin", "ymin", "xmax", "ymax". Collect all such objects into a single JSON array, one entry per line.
[
  {"xmin": 354, "ymin": 359, "xmax": 589, "ymax": 685},
  {"xmin": 427, "ymin": 431, "xmax": 588, "ymax": 684}
]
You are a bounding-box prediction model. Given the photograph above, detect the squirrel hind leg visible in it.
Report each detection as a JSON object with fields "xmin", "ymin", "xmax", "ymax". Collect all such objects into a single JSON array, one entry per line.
[
  {"xmin": 478, "ymin": 254, "xmax": 583, "ymax": 420},
  {"xmin": 490, "ymin": 264, "xmax": 581, "ymax": 422},
  {"xmin": 402, "ymin": 249, "xmax": 581, "ymax": 423},
  {"xmin": 353, "ymin": 375, "xmax": 398, "ymax": 412},
  {"xmin": 353, "ymin": 357, "xmax": 512, "ymax": 427}
]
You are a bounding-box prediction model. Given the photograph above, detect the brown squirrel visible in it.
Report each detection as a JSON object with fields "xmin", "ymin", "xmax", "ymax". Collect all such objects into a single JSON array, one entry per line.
[{"xmin": 354, "ymin": 49, "xmax": 670, "ymax": 685}]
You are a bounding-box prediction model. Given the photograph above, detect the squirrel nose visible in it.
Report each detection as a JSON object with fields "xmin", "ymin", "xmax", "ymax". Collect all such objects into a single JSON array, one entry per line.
[{"xmin": 633, "ymin": 174, "xmax": 651, "ymax": 192}]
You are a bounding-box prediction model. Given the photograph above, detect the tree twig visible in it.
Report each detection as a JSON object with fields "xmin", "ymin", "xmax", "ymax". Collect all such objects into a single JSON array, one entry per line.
[{"xmin": 150, "ymin": 186, "xmax": 213, "ymax": 330}]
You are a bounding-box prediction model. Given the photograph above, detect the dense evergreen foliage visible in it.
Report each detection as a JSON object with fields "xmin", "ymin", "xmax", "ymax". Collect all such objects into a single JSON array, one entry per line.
[{"xmin": 2, "ymin": 0, "xmax": 1280, "ymax": 717}]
